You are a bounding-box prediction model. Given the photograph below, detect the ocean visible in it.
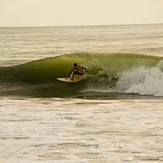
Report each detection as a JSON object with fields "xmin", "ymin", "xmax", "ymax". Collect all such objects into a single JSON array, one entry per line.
[{"xmin": 0, "ymin": 24, "xmax": 163, "ymax": 163}]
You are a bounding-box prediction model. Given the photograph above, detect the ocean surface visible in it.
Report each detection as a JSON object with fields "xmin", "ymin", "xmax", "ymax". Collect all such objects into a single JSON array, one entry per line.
[{"xmin": 0, "ymin": 24, "xmax": 163, "ymax": 163}]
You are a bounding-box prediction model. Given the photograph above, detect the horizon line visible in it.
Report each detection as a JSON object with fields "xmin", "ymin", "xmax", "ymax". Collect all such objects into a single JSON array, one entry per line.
[{"xmin": 0, "ymin": 22, "xmax": 163, "ymax": 28}]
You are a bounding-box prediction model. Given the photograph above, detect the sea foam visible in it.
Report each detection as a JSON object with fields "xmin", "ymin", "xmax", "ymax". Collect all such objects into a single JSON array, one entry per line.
[{"xmin": 117, "ymin": 61, "xmax": 163, "ymax": 96}]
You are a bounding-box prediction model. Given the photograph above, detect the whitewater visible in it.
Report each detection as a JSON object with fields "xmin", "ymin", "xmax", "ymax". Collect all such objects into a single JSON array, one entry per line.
[{"xmin": 0, "ymin": 24, "xmax": 163, "ymax": 163}]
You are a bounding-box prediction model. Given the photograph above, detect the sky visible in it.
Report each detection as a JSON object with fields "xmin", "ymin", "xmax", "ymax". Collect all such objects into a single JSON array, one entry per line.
[{"xmin": 0, "ymin": 0, "xmax": 163, "ymax": 27}]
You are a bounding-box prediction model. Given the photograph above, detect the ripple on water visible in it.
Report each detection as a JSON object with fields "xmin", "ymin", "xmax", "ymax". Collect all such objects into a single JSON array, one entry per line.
[
  {"xmin": 75, "ymin": 152, "xmax": 102, "ymax": 159},
  {"xmin": 38, "ymin": 152, "xmax": 67, "ymax": 160}
]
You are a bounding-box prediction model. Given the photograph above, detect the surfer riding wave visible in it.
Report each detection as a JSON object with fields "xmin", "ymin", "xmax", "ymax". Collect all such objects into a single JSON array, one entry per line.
[{"xmin": 69, "ymin": 63, "xmax": 87, "ymax": 80}]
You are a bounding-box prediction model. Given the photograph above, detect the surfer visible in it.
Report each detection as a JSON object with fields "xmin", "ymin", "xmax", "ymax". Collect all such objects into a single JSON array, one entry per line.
[{"xmin": 69, "ymin": 63, "xmax": 87, "ymax": 80}]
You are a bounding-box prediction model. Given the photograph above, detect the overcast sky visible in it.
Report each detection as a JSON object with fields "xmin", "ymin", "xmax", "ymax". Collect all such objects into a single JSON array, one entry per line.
[{"xmin": 0, "ymin": 0, "xmax": 163, "ymax": 27}]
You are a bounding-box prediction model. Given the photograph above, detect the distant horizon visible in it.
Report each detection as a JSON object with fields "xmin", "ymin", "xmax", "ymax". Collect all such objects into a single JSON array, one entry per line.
[{"xmin": 1, "ymin": 22, "xmax": 163, "ymax": 28}]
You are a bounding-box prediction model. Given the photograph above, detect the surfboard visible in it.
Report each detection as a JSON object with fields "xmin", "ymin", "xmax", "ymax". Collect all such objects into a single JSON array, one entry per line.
[{"xmin": 56, "ymin": 76, "xmax": 83, "ymax": 83}]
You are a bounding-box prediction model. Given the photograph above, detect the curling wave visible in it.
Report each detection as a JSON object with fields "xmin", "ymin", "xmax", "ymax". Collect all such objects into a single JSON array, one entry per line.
[{"xmin": 0, "ymin": 53, "xmax": 162, "ymax": 98}]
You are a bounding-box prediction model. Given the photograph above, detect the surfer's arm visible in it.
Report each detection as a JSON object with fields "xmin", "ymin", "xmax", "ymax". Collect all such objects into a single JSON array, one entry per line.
[
  {"xmin": 68, "ymin": 68, "xmax": 75, "ymax": 76},
  {"xmin": 82, "ymin": 66, "xmax": 88, "ymax": 72}
]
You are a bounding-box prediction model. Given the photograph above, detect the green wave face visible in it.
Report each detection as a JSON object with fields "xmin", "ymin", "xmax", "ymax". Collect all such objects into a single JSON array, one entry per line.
[{"xmin": 0, "ymin": 53, "xmax": 162, "ymax": 98}]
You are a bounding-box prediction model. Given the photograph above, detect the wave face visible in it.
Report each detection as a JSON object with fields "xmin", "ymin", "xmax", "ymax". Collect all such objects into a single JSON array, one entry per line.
[{"xmin": 0, "ymin": 53, "xmax": 162, "ymax": 98}]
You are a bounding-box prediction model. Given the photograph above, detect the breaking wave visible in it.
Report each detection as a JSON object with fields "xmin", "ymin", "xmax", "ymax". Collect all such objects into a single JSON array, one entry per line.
[
  {"xmin": 0, "ymin": 52, "xmax": 163, "ymax": 98},
  {"xmin": 117, "ymin": 64, "xmax": 163, "ymax": 96}
]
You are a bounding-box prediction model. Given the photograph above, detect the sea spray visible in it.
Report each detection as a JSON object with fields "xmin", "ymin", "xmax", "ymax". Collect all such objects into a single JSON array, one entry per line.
[{"xmin": 116, "ymin": 60, "xmax": 163, "ymax": 96}]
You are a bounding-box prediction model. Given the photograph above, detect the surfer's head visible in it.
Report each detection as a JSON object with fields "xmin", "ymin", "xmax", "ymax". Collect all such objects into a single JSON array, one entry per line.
[{"xmin": 73, "ymin": 63, "xmax": 78, "ymax": 67}]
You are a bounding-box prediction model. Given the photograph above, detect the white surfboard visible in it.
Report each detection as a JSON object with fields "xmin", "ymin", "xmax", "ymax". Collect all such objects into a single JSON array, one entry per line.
[{"xmin": 56, "ymin": 76, "xmax": 83, "ymax": 83}]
